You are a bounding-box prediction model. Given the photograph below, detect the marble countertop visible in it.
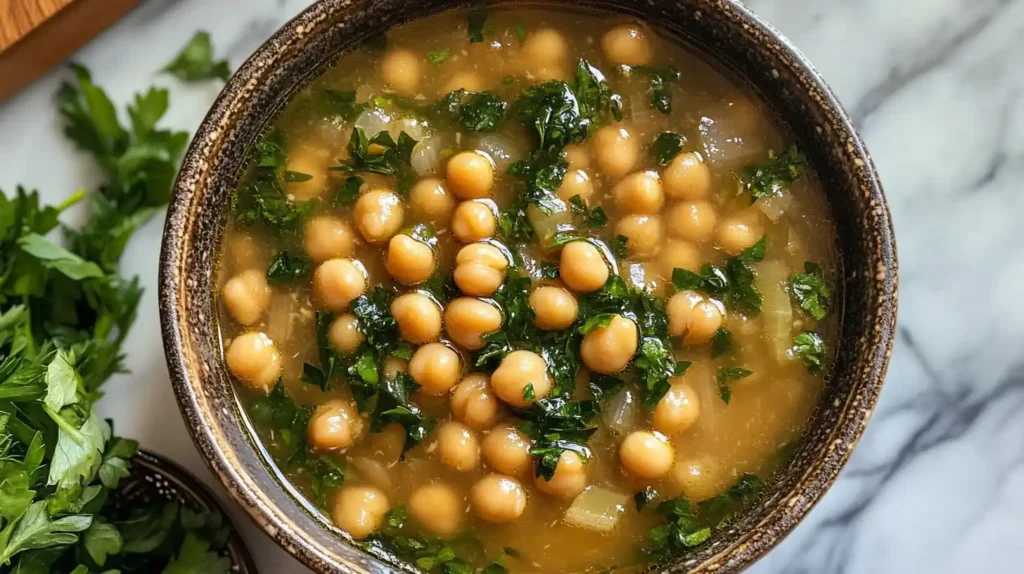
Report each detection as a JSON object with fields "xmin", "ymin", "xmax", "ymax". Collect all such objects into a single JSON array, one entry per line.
[{"xmin": 2, "ymin": 0, "xmax": 1021, "ymax": 572}]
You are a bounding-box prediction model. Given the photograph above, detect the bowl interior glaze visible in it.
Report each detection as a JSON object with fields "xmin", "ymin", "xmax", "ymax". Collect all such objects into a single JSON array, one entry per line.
[{"xmin": 159, "ymin": 1, "xmax": 897, "ymax": 572}]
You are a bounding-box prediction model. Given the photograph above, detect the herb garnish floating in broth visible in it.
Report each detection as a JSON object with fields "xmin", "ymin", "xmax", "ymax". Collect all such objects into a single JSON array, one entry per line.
[{"xmin": 215, "ymin": 7, "xmax": 837, "ymax": 573}]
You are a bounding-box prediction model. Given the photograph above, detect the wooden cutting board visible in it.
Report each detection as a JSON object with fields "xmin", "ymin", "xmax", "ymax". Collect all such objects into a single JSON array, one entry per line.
[{"xmin": 0, "ymin": 0, "xmax": 140, "ymax": 101}]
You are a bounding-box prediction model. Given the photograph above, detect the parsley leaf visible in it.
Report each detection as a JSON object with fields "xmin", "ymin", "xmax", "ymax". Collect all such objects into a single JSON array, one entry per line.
[
  {"xmin": 652, "ymin": 132, "xmax": 685, "ymax": 165},
  {"xmin": 715, "ymin": 367, "xmax": 752, "ymax": 404},
  {"xmin": 162, "ymin": 31, "xmax": 231, "ymax": 82},
  {"xmin": 788, "ymin": 262, "xmax": 832, "ymax": 320},
  {"xmin": 333, "ymin": 127, "xmax": 419, "ymax": 193},
  {"xmin": 468, "ymin": 9, "xmax": 488, "ymax": 43},
  {"xmin": 304, "ymin": 89, "xmax": 369, "ymax": 121},
  {"xmin": 709, "ymin": 328, "xmax": 732, "ymax": 358},
  {"xmin": 631, "ymin": 66, "xmax": 681, "ymax": 114},
  {"xmin": 743, "ymin": 146, "xmax": 805, "ymax": 202},
  {"xmin": 512, "ymin": 23, "xmax": 528, "ymax": 44},
  {"xmin": 518, "ymin": 397, "xmax": 600, "ymax": 481},
  {"xmin": 634, "ymin": 487, "xmax": 658, "ymax": 511},
  {"xmin": 435, "ymin": 90, "xmax": 508, "ymax": 132},
  {"xmin": 793, "ymin": 331, "xmax": 827, "ymax": 373},
  {"xmin": 671, "ymin": 260, "xmax": 762, "ymax": 314},
  {"xmin": 427, "ymin": 50, "xmax": 449, "ymax": 65},
  {"xmin": 568, "ymin": 195, "xmax": 607, "ymax": 228},
  {"xmin": 266, "ymin": 251, "xmax": 313, "ymax": 285}
]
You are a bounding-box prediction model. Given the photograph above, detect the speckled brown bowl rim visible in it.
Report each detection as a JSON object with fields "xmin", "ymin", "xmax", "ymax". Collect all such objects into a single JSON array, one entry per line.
[{"xmin": 159, "ymin": 1, "xmax": 897, "ymax": 573}]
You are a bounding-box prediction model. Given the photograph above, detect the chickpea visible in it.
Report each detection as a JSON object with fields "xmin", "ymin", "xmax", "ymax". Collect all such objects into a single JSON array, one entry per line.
[
  {"xmin": 663, "ymin": 152, "xmax": 711, "ymax": 200},
  {"xmin": 228, "ymin": 232, "xmax": 264, "ymax": 270},
  {"xmin": 284, "ymin": 146, "xmax": 329, "ymax": 201},
  {"xmin": 383, "ymin": 356, "xmax": 408, "ymax": 380},
  {"xmin": 304, "ymin": 216, "xmax": 354, "ymax": 263},
  {"xmin": 444, "ymin": 297, "xmax": 502, "ymax": 350},
  {"xmin": 443, "ymin": 71, "xmax": 484, "ymax": 94},
  {"xmin": 563, "ymin": 144, "xmax": 590, "ymax": 170},
  {"xmin": 381, "ymin": 49, "xmax": 421, "ymax": 94},
  {"xmin": 657, "ymin": 239, "xmax": 701, "ymax": 277},
  {"xmin": 446, "ymin": 151, "xmax": 495, "ymax": 199},
  {"xmin": 482, "ymin": 423, "xmax": 532, "ymax": 476},
  {"xmin": 592, "ymin": 124, "xmax": 638, "ymax": 179},
  {"xmin": 313, "ymin": 258, "xmax": 366, "ymax": 312},
  {"xmin": 534, "ymin": 451, "xmax": 587, "ymax": 499},
  {"xmin": 328, "ymin": 313, "xmax": 364, "ymax": 354},
  {"xmin": 580, "ymin": 315, "xmax": 638, "ymax": 374},
  {"xmin": 221, "ymin": 269, "xmax": 271, "ymax": 326},
  {"xmin": 332, "ymin": 486, "xmax": 389, "ymax": 540},
  {"xmin": 225, "ymin": 332, "xmax": 281, "ymax": 392},
  {"xmin": 671, "ymin": 457, "xmax": 725, "ymax": 501},
  {"xmin": 556, "ymin": 169, "xmax": 595, "ymax": 204},
  {"xmin": 410, "ymin": 178, "xmax": 455, "ymax": 223},
  {"xmin": 668, "ymin": 200, "xmax": 718, "ymax": 243},
  {"xmin": 529, "ymin": 286, "xmax": 578, "ymax": 330},
  {"xmin": 470, "ymin": 474, "xmax": 527, "ymax": 523},
  {"xmin": 559, "ymin": 241, "xmax": 609, "ymax": 293},
  {"xmin": 522, "ymin": 28, "xmax": 569, "ymax": 78},
  {"xmin": 615, "ymin": 215, "xmax": 663, "ymax": 259},
  {"xmin": 451, "ymin": 373, "xmax": 500, "ymax": 430},
  {"xmin": 409, "ymin": 483, "xmax": 464, "ymax": 538},
  {"xmin": 354, "ymin": 189, "xmax": 405, "ymax": 243},
  {"xmin": 601, "ymin": 24, "xmax": 653, "ymax": 66},
  {"xmin": 715, "ymin": 209, "xmax": 765, "ymax": 256},
  {"xmin": 436, "ymin": 421, "xmax": 480, "ymax": 471},
  {"xmin": 653, "ymin": 382, "xmax": 700, "ymax": 436},
  {"xmin": 308, "ymin": 399, "xmax": 362, "ymax": 452},
  {"xmin": 451, "ymin": 201, "xmax": 497, "ymax": 243},
  {"xmin": 391, "ymin": 293, "xmax": 442, "ymax": 344},
  {"xmin": 491, "ymin": 350, "xmax": 552, "ymax": 408},
  {"xmin": 613, "ymin": 171, "xmax": 664, "ymax": 214},
  {"xmin": 385, "ymin": 234, "xmax": 436, "ymax": 285},
  {"xmin": 454, "ymin": 243, "xmax": 508, "ymax": 297},
  {"xmin": 408, "ymin": 343, "xmax": 461, "ymax": 395},
  {"xmin": 667, "ymin": 291, "xmax": 724, "ymax": 345},
  {"xmin": 620, "ymin": 431, "xmax": 674, "ymax": 479}
]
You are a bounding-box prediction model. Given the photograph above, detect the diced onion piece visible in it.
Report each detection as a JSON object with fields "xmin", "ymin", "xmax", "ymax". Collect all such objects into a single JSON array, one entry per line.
[
  {"xmin": 756, "ymin": 260, "xmax": 794, "ymax": 362},
  {"xmin": 698, "ymin": 104, "xmax": 767, "ymax": 167},
  {"xmin": 354, "ymin": 107, "xmax": 393, "ymax": 137},
  {"xmin": 526, "ymin": 201, "xmax": 573, "ymax": 247},
  {"xmin": 564, "ymin": 485, "xmax": 630, "ymax": 533},
  {"xmin": 602, "ymin": 386, "xmax": 638, "ymax": 437},
  {"xmin": 410, "ymin": 136, "xmax": 442, "ymax": 175},
  {"xmin": 472, "ymin": 133, "xmax": 524, "ymax": 172},
  {"xmin": 392, "ymin": 117, "xmax": 429, "ymax": 140},
  {"xmin": 753, "ymin": 191, "xmax": 792, "ymax": 222}
]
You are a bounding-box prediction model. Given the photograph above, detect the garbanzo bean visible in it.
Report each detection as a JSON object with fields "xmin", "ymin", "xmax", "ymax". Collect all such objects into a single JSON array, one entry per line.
[
  {"xmin": 227, "ymin": 232, "xmax": 263, "ymax": 270},
  {"xmin": 559, "ymin": 241, "xmax": 609, "ymax": 293},
  {"xmin": 529, "ymin": 286, "xmax": 578, "ymax": 330},
  {"xmin": 615, "ymin": 214, "xmax": 663, "ymax": 259},
  {"xmin": 446, "ymin": 151, "xmax": 495, "ymax": 199},
  {"xmin": 592, "ymin": 124, "xmax": 638, "ymax": 178},
  {"xmin": 381, "ymin": 49, "xmax": 421, "ymax": 94},
  {"xmin": 663, "ymin": 152, "xmax": 711, "ymax": 199},
  {"xmin": 308, "ymin": 399, "xmax": 362, "ymax": 452},
  {"xmin": 657, "ymin": 239, "xmax": 701, "ymax": 277},
  {"xmin": 409, "ymin": 483, "xmax": 464, "ymax": 538},
  {"xmin": 667, "ymin": 200, "xmax": 717, "ymax": 243},
  {"xmin": 653, "ymin": 382, "xmax": 700, "ymax": 436},
  {"xmin": 563, "ymin": 144, "xmax": 590, "ymax": 170},
  {"xmin": 715, "ymin": 209, "xmax": 765, "ymax": 256},
  {"xmin": 470, "ymin": 474, "xmax": 527, "ymax": 523},
  {"xmin": 451, "ymin": 201, "xmax": 496, "ymax": 243},
  {"xmin": 313, "ymin": 258, "xmax": 366, "ymax": 311},
  {"xmin": 383, "ymin": 356, "xmax": 408, "ymax": 380},
  {"xmin": 613, "ymin": 171, "xmax": 664, "ymax": 214},
  {"xmin": 482, "ymin": 422, "xmax": 532, "ymax": 476},
  {"xmin": 226, "ymin": 332, "xmax": 281, "ymax": 393},
  {"xmin": 534, "ymin": 451, "xmax": 587, "ymax": 499},
  {"xmin": 443, "ymin": 71, "xmax": 484, "ymax": 94},
  {"xmin": 450, "ymin": 373, "xmax": 501, "ymax": 430},
  {"xmin": 580, "ymin": 315, "xmax": 638, "ymax": 374},
  {"xmin": 685, "ymin": 299, "xmax": 724, "ymax": 345},
  {"xmin": 328, "ymin": 313, "xmax": 364, "ymax": 354},
  {"xmin": 332, "ymin": 486, "xmax": 389, "ymax": 540},
  {"xmin": 436, "ymin": 420, "xmax": 480, "ymax": 471},
  {"xmin": 491, "ymin": 350, "xmax": 552, "ymax": 408},
  {"xmin": 408, "ymin": 343, "xmax": 461, "ymax": 395},
  {"xmin": 284, "ymin": 146, "xmax": 329, "ymax": 201},
  {"xmin": 304, "ymin": 216, "xmax": 354, "ymax": 263},
  {"xmin": 620, "ymin": 431, "xmax": 674, "ymax": 478},
  {"xmin": 454, "ymin": 243, "xmax": 508, "ymax": 297},
  {"xmin": 522, "ymin": 28, "xmax": 569, "ymax": 78},
  {"xmin": 557, "ymin": 169, "xmax": 594, "ymax": 204},
  {"xmin": 601, "ymin": 24, "xmax": 653, "ymax": 66},
  {"xmin": 391, "ymin": 293, "xmax": 442, "ymax": 344},
  {"xmin": 354, "ymin": 189, "xmax": 405, "ymax": 243},
  {"xmin": 445, "ymin": 297, "xmax": 502, "ymax": 350},
  {"xmin": 385, "ymin": 234, "xmax": 435, "ymax": 285},
  {"xmin": 221, "ymin": 269, "xmax": 270, "ymax": 326},
  {"xmin": 671, "ymin": 457, "xmax": 724, "ymax": 501},
  {"xmin": 410, "ymin": 178, "xmax": 455, "ymax": 223}
]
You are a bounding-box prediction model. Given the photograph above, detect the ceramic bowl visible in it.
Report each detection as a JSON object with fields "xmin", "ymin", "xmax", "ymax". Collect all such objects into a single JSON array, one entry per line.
[{"xmin": 159, "ymin": 1, "xmax": 897, "ymax": 572}]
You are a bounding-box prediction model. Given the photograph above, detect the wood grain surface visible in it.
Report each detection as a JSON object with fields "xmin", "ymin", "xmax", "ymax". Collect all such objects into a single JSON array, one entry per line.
[{"xmin": 0, "ymin": 0, "xmax": 140, "ymax": 101}]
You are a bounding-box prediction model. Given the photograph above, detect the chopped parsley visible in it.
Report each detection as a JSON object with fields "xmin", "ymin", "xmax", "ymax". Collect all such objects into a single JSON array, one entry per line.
[
  {"xmin": 512, "ymin": 23, "xmax": 528, "ymax": 44},
  {"xmin": 518, "ymin": 397, "xmax": 600, "ymax": 481},
  {"xmin": 715, "ymin": 367, "xmax": 752, "ymax": 404},
  {"xmin": 652, "ymin": 132, "xmax": 685, "ymax": 165},
  {"xmin": 743, "ymin": 146, "xmax": 805, "ymax": 202},
  {"xmin": 634, "ymin": 487, "xmax": 659, "ymax": 511},
  {"xmin": 304, "ymin": 89, "xmax": 369, "ymax": 121},
  {"xmin": 671, "ymin": 258, "xmax": 763, "ymax": 315},
  {"xmin": 427, "ymin": 50, "xmax": 449, "ymax": 64},
  {"xmin": 788, "ymin": 262, "xmax": 832, "ymax": 320},
  {"xmin": 233, "ymin": 133, "xmax": 316, "ymax": 233},
  {"xmin": 266, "ymin": 251, "xmax": 313, "ymax": 285},
  {"xmin": 709, "ymin": 328, "xmax": 733, "ymax": 358},
  {"xmin": 334, "ymin": 175, "xmax": 363, "ymax": 205},
  {"xmin": 435, "ymin": 90, "xmax": 508, "ymax": 132},
  {"xmin": 468, "ymin": 9, "xmax": 488, "ymax": 43},
  {"xmin": 364, "ymin": 506, "xmax": 509, "ymax": 572},
  {"xmin": 630, "ymin": 66, "xmax": 681, "ymax": 115},
  {"xmin": 333, "ymin": 127, "xmax": 419, "ymax": 193},
  {"xmin": 569, "ymin": 194, "xmax": 608, "ymax": 228},
  {"xmin": 793, "ymin": 331, "xmax": 827, "ymax": 373}
]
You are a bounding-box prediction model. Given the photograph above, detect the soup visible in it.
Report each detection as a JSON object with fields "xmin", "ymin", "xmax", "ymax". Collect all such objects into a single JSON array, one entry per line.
[{"xmin": 216, "ymin": 6, "xmax": 837, "ymax": 573}]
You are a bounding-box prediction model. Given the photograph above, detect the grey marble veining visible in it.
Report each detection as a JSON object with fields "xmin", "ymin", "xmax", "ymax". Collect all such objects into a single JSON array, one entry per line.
[{"xmin": 2, "ymin": 0, "xmax": 1022, "ymax": 572}]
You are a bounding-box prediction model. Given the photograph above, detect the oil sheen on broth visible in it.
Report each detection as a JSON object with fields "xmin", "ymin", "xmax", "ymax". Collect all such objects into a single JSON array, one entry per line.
[{"xmin": 216, "ymin": 7, "xmax": 837, "ymax": 573}]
